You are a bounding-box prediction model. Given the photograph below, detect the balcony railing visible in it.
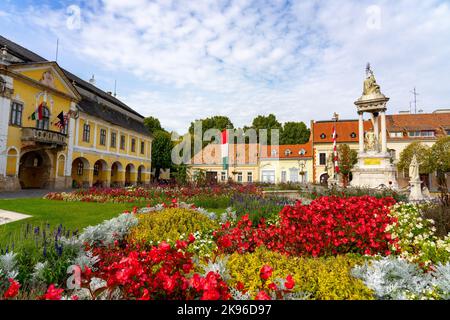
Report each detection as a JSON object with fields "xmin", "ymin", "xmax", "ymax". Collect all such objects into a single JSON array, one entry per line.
[{"xmin": 21, "ymin": 127, "xmax": 67, "ymax": 146}]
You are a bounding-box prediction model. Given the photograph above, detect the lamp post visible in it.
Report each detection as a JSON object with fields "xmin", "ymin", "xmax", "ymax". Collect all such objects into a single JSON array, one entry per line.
[{"xmin": 298, "ymin": 159, "xmax": 306, "ymax": 184}]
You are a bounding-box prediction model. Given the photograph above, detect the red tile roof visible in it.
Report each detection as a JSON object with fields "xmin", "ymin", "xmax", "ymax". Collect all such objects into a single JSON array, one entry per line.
[
  {"xmin": 312, "ymin": 120, "xmax": 373, "ymax": 143},
  {"xmin": 261, "ymin": 142, "xmax": 313, "ymax": 159},
  {"xmin": 312, "ymin": 112, "xmax": 450, "ymax": 143},
  {"xmin": 387, "ymin": 113, "xmax": 450, "ymax": 132}
]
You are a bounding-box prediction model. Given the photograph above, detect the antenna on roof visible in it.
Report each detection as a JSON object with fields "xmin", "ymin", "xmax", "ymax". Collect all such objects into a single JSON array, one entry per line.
[
  {"xmin": 55, "ymin": 38, "xmax": 59, "ymax": 62},
  {"xmin": 114, "ymin": 80, "xmax": 117, "ymax": 97},
  {"xmin": 410, "ymin": 87, "xmax": 419, "ymax": 114}
]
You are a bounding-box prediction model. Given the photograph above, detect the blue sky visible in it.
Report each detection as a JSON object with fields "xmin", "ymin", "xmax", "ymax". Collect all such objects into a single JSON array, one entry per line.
[{"xmin": 1, "ymin": 0, "xmax": 449, "ymax": 133}]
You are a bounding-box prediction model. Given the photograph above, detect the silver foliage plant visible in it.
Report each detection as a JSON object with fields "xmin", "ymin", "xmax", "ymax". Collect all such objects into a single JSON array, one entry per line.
[
  {"xmin": 352, "ymin": 256, "xmax": 450, "ymax": 300},
  {"xmin": 201, "ymin": 256, "xmax": 231, "ymax": 281},
  {"xmin": 79, "ymin": 213, "xmax": 138, "ymax": 247},
  {"xmin": 0, "ymin": 252, "xmax": 18, "ymax": 279}
]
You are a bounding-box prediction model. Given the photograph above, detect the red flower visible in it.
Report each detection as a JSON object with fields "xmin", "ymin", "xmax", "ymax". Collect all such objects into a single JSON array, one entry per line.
[
  {"xmin": 3, "ymin": 278, "xmax": 20, "ymax": 299},
  {"xmin": 42, "ymin": 284, "xmax": 64, "ymax": 300},
  {"xmin": 235, "ymin": 281, "xmax": 245, "ymax": 291},
  {"xmin": 260, "ymin": 265, "xmax": 273, "ymax": 281},
  {"xmin": 188, "ymin": 233, "xmax": 196, "ymax": 244},
  {"xmin": 71, "ymin": 295, "xmax": 79, "ymax": 301},
  {"xmin": 268, "ymin": 282, "xmax": 277, "ymax": 291},
  {"xmin": 255, "ymin": 291, "xmax": 271, "ymax": 300},
  {"xmin": 284, "ymin": 275, "xmax": 295, "ymax": 290}
]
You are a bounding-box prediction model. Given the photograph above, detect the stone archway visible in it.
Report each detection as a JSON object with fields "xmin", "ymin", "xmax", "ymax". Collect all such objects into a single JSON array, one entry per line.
[
  {"xmin": 320, "ymin": 173, "xmax": 329, "ymax": 186},
  {"xmin": 71, "ymin": 157, "xmax": 90, "ymax": 188},
  {"xmin": 111, "ymin": 161, "xmax": 124, "ymax": 187},
  {"xmin": 92, "ymin": 159, "xmax": 109, "ymax": 188},
  {"xmin": 137, "ymin": 165, "xmax": 145, "ymax": 186},
  {"xmin": 125, "ymin": 164, "xmax": 136, "ymax": 186},
  {"xmin": 18, "ymin": 150, "xmax": 52, "ymax": 189}
]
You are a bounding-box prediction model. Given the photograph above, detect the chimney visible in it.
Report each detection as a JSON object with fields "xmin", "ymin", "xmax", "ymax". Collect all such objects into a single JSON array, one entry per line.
[
  {"xmin": 89, "ymin": 74, "xmax": 96, "ymax": 86},
  {"xmin": 107, "ymin": 91, "xmax": 112, "ymax": 95}
]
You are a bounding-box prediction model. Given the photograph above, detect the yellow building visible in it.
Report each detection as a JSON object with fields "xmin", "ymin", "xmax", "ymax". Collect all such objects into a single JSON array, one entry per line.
[
  {"xmin": 259, "ymin": 143, "xmax": 313, "ymax": 184},
  {"xmin": 189, "ymin": 142, "xmax": 314, "ymax": 184},
  {"xmin": 0, "ymin": 36, "xmax": 152, "ymax": 191},
  {"xmin": 189, "ymin": 143, "xmax": 259, "ymax": 183}
]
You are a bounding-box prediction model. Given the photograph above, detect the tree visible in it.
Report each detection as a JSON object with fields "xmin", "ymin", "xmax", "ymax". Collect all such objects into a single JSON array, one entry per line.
[
  {"xmin": 337, "ymin": 144, "xmax": 358, "ymax": 187},
  {"xmin": 245, "ymin": 114, "xmax": 282, "ymax": 145},
  {"xmin": 188, "ymin": 116, "xmax": 234, "ymax": 136},
  {"xmin": 280, "ymin": 122, "xmax": 311, "ymax": 145},
  {"xmin": 398, "ymin": 142, "xmax": 432, "ymax": 177},
  {"xmin": 144, "ymin": 116, "xmax": 163, "ymax": 134},
  {"xmin": 151, "ymin": 130, "xmax": 173, "ymax": 181},
  {"xmin": 429, "ymin": 136, "xmax": 450, "ymax": 194}
]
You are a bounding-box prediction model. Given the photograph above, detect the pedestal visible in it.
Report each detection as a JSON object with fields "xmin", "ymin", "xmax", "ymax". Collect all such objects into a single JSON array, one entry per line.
[
  {"xmin": 409, "ymin": 179, "xmax": 425, "ymax": 201},
  {"xmin": 350, "ymin": 151, "xmax": 398, "ymax": 189}
]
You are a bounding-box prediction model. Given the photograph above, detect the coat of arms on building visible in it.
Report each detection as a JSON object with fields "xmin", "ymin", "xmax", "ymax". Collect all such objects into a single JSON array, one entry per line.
[{"xmin": 40, "ymin": 70, "xmax": 56, "ymax": 89}]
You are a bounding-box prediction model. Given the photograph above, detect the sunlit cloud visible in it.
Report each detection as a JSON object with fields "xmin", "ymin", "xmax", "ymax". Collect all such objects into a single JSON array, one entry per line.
[{"xmin": 1, "ymin": 0, "xmax": 449, "ymax": 132}]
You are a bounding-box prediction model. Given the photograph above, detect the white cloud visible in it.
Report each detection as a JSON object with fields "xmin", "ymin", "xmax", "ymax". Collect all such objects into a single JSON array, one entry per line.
[{"xmin": 1, "ymin": 0, "xmax": 450, "ymax": 132}]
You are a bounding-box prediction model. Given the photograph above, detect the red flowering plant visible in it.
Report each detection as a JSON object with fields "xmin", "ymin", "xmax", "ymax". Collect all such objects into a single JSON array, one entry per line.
[
  {"xmin": 267, "ymin": 196, "xmax": 398, "ymax": 257},
  {"xmin": 40, "ymin": 284, "xmax": 64, "ymax": 300},
  {"xmin": 214, "ymin": 196, "xmax": 398, "ymax": 258},
  {"xmin": 213, "ymin": 214, "xmax": 268, "ymax": 254},
  {"xmin": 244, "ymin": 265, "xmax": 297, "ymax": 300},
  {"xmin": 80, "ymin": 240, "xmax": 231, "ymax": 300},
  {"xmin": 1, "ymin": 278, "xmax": 21, "ymax": 300}
]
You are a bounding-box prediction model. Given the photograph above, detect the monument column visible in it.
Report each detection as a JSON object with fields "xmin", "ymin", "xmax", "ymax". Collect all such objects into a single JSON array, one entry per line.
[
  {"xmin": 358, "ymin": 112, "xmax": 364, "ymax": 153},
  {"xmin": 373, "ymin": 113, "xmax": 379, "ymax": 149},
  {"xmin": 380, "ymin": 110, "xmax": 387, "ymax": 153}
]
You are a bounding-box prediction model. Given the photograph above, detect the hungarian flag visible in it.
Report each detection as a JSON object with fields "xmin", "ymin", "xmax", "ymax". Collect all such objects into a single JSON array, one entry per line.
[
  {"xmin": 221, "ymin": 129, "xmax": 229, "ymax": 170},
  {"xmin": 31, "ymin": 102, "xmax": 44, "ymax": 120}
]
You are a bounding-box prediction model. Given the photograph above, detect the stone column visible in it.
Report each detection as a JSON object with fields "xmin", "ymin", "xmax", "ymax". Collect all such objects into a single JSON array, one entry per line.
[
  {"xmin": 373, "ymin": 113, "xmax": 379, "ymax": 150},
  {"xmin": 86, "ymin": 168, "xmax": 94, "ymax": 188},
  {"xmin": 66, "ymin": 103, "xmax": 77, "ymax": 177},
  {"xmin": 105, "ymin": 169, "xmax": 111, "ymax": 188},
  {"xmin": 381, "ymin": 110, "xmax": 387, "ymax": 153},
  {"xmin": 358, "ymin": 112, "xmax": 364, "ymax": 153},
  {"xmin": 0, "ymin": 76, "xmax": 13, "ymax": 177}
]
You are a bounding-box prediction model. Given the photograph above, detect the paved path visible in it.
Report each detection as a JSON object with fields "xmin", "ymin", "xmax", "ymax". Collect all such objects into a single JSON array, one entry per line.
[
  {"xmin": 0, "ymin": 189, "xmax": 72, "ymax": 199},
  {"xmin": 0, "ymin": 209, "xmax": 31, "ymax": 225}
]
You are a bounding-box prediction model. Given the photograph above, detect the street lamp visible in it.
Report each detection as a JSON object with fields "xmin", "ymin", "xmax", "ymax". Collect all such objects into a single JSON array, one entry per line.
[{"xmin": 298, "ymin": 159, "xmax": 306, "ymax": 184}]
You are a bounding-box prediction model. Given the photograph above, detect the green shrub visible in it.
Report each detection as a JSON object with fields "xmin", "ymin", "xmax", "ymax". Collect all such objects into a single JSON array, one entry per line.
[{"xmin": 225, "ymin": 247, "xmax": 374, "ymax": 300}]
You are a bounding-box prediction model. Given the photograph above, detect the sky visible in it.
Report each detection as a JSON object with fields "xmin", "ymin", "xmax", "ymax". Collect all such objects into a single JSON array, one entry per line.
[{"xmin": 1, "ymin": 0, "xmax": 449, "ymax": 133}]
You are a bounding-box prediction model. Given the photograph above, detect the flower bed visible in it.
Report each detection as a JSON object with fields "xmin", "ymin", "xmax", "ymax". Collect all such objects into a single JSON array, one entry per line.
[
  {"xmin": 2, "ymin": 196, "xmax": 450, "ymax": 300},
  {"xmin": 44, "ymin": 184, "xmax": 260, "ymax": 205}
]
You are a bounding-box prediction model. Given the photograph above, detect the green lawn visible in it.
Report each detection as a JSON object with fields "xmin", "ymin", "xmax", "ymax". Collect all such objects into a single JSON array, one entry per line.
[
  {"xmin": 0, "ymin": 198, "xmax": 227, "ymax": 248},
  {"xmin": 0, "ymin": 199, "xmax": 145, "ymax": 247}
]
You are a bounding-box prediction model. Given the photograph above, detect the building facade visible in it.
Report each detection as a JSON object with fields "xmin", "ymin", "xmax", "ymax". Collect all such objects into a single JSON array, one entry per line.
[
  {"xmin": 188, "ymin": 142, "xmax": 314, "ymax": 184},
  {"xmin": 0, "ymin": 36, "xmax": 152, "ymax": 191},
  {"xmin": 259, "ymin": 143, "xmax": 313, "ymax": 184}
]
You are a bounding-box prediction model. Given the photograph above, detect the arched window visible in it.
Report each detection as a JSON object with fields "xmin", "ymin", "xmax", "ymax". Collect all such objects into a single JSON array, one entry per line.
[
  {"xmin": 285, "ymin": 149, "xmax": 291, "ymax": 156},
  {"xmin": 36, "ymin": 106, "xmax": 50, "ymax": 130},
  {"xmin": 77, "ymin": 162, "xmax": 84, "ymax": 176}
]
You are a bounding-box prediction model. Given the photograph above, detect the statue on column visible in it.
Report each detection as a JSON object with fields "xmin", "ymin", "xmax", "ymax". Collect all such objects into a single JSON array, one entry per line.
[
  {"xmin": 364, "ymin": 129, "xmax": 376, "ymax": 152},
  {"xmin": 409, "ymin": 154, "xmax": 420, "ymax": 182},
  {"xmin": 408, "ymin": 154, "xmax": 425, "ymax": 201},
  {"xmin": 363, "ymin": 63, "xmax": 382, "ymax": 96}
]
